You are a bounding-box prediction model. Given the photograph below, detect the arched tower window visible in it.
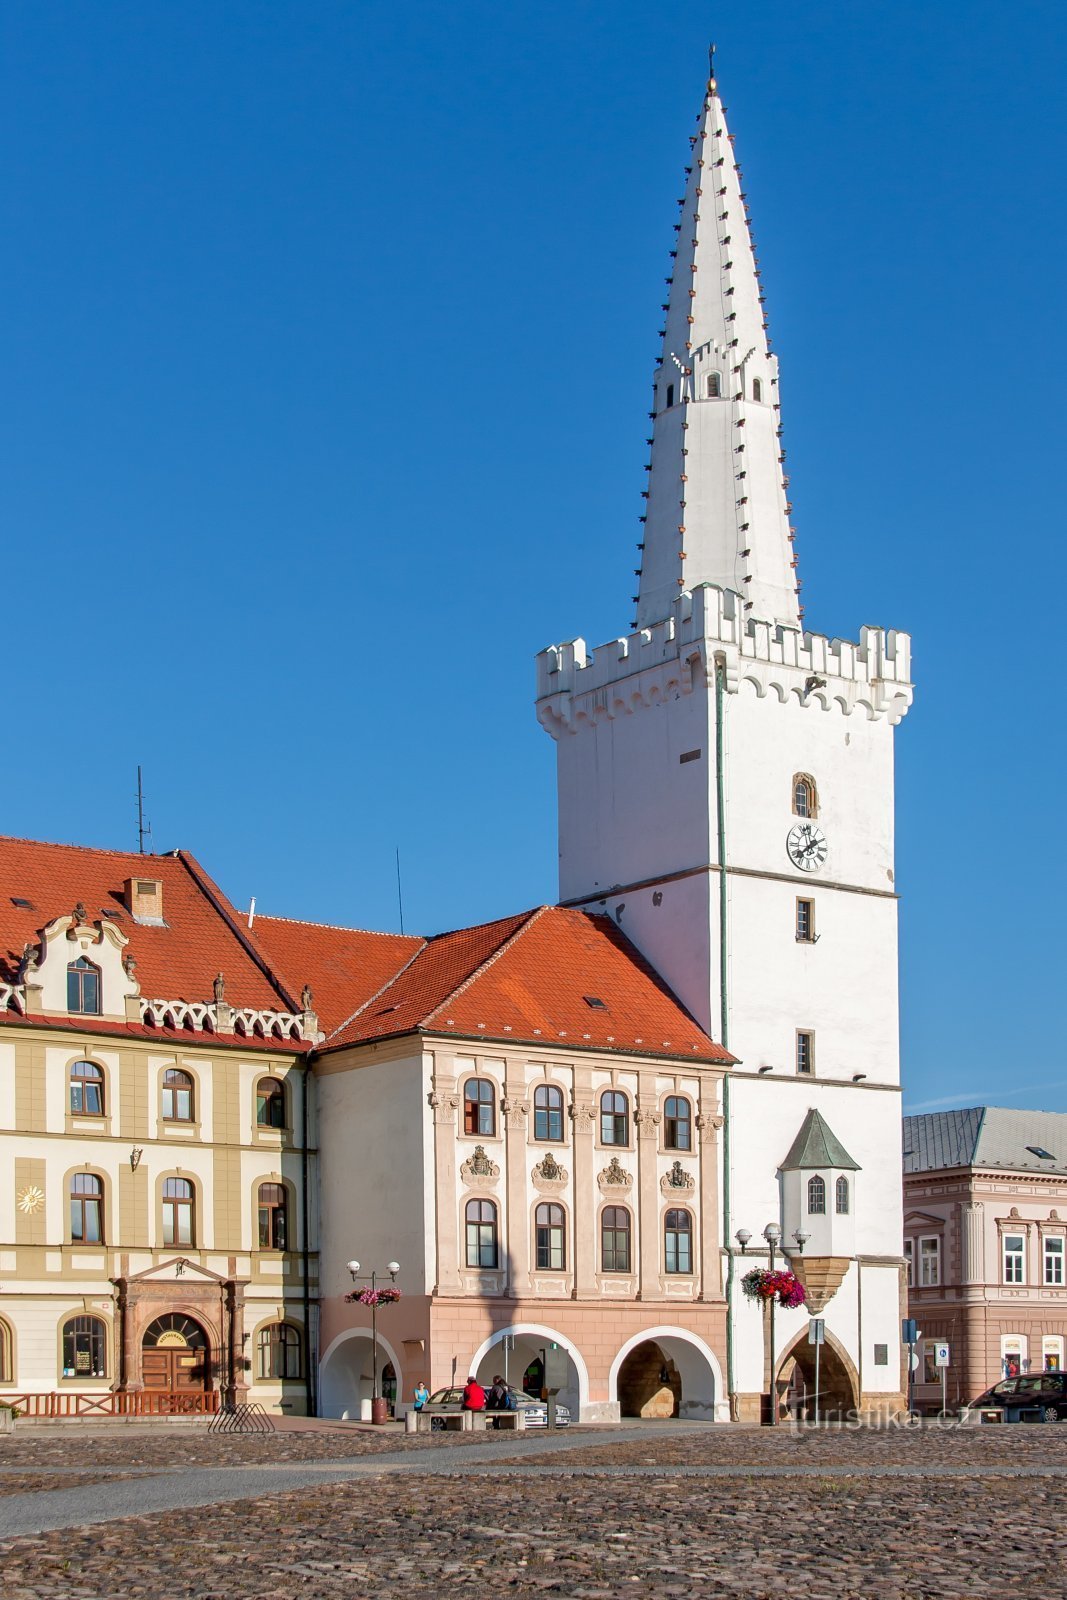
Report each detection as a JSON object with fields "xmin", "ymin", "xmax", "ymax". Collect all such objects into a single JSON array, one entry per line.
[
  {"xmin": 792, "ymin": 774, "xmax": 818, "ymax": 818},
  {"xmin": 752, "ymin": 377, "xmax": 763, "ymax": 402},
  {"xmin": 807, "ymin": 1175, "xmax": 826, "ymax": 1215},
  {"xmin": 666, "ymin": 383, "xmax": 675, "ymax": 408},
  {"xmin": 706, "ymin": 371, "xmax": 721, "ymax": 398},
  {"xmin": 836, "ymin": 1176, "xmax": 850, "ymax": 1215}
]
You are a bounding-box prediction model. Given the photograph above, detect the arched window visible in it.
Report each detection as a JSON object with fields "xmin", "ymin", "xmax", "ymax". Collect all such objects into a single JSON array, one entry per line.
[
  {"xmin": 258, "ymin": 1182, "xmax": 288, "ymax": 1251},
  {"xmin": 67, "ymin": 957, "xmax": 100, "ymax": 1015},
  {"xmin": 465, "ymin": 1198, "xmax": 498, "ymax": 1268},
  {"xmin": 256, "ymin": 1077, "xmax": 286, "ymax": 1129},
  {"xmin": 257, "ymin": 1322, "xmax": 302, "ymax": 1379},
  {"xmin": 533, "ymin": 1084, "xmax": 564, "ymax": 1142},
  {"xmin": 666, "ymin": 382, "xmax": 675, "ymax": 408},
  {"xmin": 62, "ymin": 1314, "xmax": 107, "ymax": 1378},
  {"xmin": 807, "ymin": 1175, "xmax": 826, "ymax": 1215},
  {"xmin": 535, "ymin": 1202, "xmax": 566, "ymax": 1271},
  {"xmin": 664, "ymin": 1208, "xmax": 693, "ymax": 1274},
  {"xmin": 0, "ymin": 1317, "xmax": 13, "ymax": 1382},
  {"xmin": 601, "ymin": 1206, "xmax": 631, "ymax": 1273},
  {"xmin": 706, "ymin": 371, "xmax": 721, "ymax": 398},
  {"xmin": 70, "ymin": 1060, "xmax": 104, "ymax": 1117},
  {"xmin": 162, "ymin": 1068, "xmax": 194, "ymax": 1122},
  {"xmin": 463, "ymin": 1078, "xmax": 496, "ymax": 1137},
  {"xmin": 664, "ymin": 1096, "xmax": 692, "ymax": 1151},
  {"xmin": 70, "ymin": 1173, "xmax": 103, "ymax": 1243},
  {"xmin": 752, "ymin": 377, "xmax": 763, "ymax": 402},
  {"xmin": 836, "ymin": 1176, "xmax": 850, "ymax": 1215},
  {"xmin": 600, "ymin": 1091, "xmax": 629, "ymax": 1146},
  {"xmin": 162, "ymin": 1177, "xmax": 195, "ymax": 1247},
  {"xmin": 793, "ymin": 774, "xmax": 818, "ymax": 818}
]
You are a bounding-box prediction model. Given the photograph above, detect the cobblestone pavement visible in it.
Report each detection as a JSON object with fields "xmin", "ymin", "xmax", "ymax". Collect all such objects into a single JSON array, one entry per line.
[{"xmin": 1, "ymin": 1426, "xmax": 1065, "ymax": 1598}]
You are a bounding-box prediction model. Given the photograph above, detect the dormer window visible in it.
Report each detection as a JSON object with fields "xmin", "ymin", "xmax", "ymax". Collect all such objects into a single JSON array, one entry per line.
[
  {"xmin": 706, "ymin": 372, "xmax": 721, "ymax": 398},
  {"xmin": 67, "ymin": 957, "xmax": 101, "ymax": 1015}
]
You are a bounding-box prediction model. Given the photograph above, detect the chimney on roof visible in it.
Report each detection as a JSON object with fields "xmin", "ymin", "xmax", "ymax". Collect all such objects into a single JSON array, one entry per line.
[{"xmin": 125, "ymin": 876, "xmax": 164, "ymax": 925}]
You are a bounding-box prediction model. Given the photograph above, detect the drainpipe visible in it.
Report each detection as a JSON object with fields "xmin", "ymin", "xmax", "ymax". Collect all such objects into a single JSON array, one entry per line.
[
  {"xmin": 301, "ymin": 1053, "xmax": 315, "ymax": 1417},
  {"xmin": 715, "ymin": 658, "xmax": 738, "ymax": 1420}
]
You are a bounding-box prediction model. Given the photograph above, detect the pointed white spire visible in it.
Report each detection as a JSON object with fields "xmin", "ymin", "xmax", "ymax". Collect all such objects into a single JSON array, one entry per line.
[{"xmin": 636, "ymin": 51, "xmax": 800, "ymax": 632}]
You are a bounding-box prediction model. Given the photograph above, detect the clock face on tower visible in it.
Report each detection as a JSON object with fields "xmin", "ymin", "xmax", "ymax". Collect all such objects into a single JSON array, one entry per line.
[{"xmin": 786, "ymin": 822, "xmax": 827, "ymax": 873}]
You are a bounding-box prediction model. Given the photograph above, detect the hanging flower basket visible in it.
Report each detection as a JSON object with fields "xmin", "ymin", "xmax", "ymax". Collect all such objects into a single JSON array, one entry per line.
[
  {"xmin": 741, "ymin": 1267, "xmax": 807, "ymax": 1310},
  {"xmin": 346, "ymin": 1287, "xmax": 402, "ymax": 1307}
]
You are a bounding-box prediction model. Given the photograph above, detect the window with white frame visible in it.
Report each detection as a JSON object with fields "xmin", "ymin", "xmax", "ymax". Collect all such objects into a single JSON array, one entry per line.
[
  {"xmin": 903, "ymin": 1239, "xmax": 913, "ymax": 1286},
  {"xmin": 1003, "ymin": 1232, "xmax": 1026, "ymax": 1285},
  {"xmin": 1043, "ymin": 1235, "xmax": 1064, "ymax": 1286},
  {"xmin": 1042, "ymin": 1335, "xmax": 1063, "ymax": 1372},
  {"xmin": 918, "ymin": 1236, "xmax": 940, "ymax": 1287}
]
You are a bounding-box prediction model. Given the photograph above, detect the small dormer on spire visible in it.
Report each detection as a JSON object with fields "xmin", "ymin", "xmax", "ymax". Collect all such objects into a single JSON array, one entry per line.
[{"xmin": 635, "ymin": 52, "xmax": 801, "ymax": 632}]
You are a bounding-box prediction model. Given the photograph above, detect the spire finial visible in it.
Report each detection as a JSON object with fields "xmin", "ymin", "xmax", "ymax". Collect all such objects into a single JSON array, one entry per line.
[{"xmin": 708, "ymin": 41, "xmax": 717, "ymax": 90}]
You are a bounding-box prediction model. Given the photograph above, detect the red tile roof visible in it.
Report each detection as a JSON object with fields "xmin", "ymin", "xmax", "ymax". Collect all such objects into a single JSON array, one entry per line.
[
  {"xmin": 323, "ymin": 904, "xmax": 732, "ymax": 1064},
  {"xmin": 249, "ymin": 915, "xmax": 424, "ymax": 1033},
  {"xmin": 1, "ymin": 836, "xmax": 731, "ymax": 1066},
  {"xmin": 0, "ymin": 836, "xmax": 286, "ymax": 1012}
]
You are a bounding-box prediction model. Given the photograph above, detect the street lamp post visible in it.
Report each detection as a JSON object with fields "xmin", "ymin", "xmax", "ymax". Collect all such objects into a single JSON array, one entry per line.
[
  {"xmin": 736, "ymin": 1224, "xmax": 807, "ymax": 1426},
  {"xmin": 346, "ymin": 1258, "xmax": 400, "ymax": 1424}
]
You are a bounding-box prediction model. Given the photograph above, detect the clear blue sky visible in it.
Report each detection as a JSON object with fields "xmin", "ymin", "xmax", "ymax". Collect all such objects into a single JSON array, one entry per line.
[{"xmin": 3, "ymin": 2, "xmax": 1065, "ymax": 1112}]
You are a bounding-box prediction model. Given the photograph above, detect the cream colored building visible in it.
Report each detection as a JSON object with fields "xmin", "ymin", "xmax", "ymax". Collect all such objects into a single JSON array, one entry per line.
[{"xmin": 0, "ymin": 839, "xmax": 318, "ymax": 1416}]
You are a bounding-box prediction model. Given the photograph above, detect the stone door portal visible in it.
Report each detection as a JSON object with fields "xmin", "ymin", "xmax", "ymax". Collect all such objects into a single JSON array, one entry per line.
[{"xmin": 142, "ymin": 1314, "xmax": 210, "ymax": 1391}]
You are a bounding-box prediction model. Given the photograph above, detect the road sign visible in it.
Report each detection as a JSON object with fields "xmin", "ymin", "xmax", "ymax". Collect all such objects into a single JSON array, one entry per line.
[
  {"xmin": 808, "ymin": 1319, "xmax": 825, "ymax": 1345},
  {"xmin": 909, "ymin": 1352, "xmax": 920, "ymax": 1372},
  {"xmin": 501, "ymin": 1335, "xmax": 516, "ymax": 1352},
  {"xmin": 901, "ymin": 1318, "xmax": 919, "ymax": 1345},
  {"xmin": 934, "ymin": 1342, "xmax": 950, "ymax": 1367}
]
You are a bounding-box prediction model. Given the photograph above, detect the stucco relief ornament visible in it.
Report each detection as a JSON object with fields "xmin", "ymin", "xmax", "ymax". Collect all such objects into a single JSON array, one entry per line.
[
  {"xmin": 696, "ymin": 1112, "xmax": 723, "ymax": 1144},
  {"xmin": 17, "ymin": 1185, "xmax": 44, "ymax": 1214},
  {"xmin": 597, "ymin": 1156, "xmax": 633, "ymax": 1192},
  {"xmin": 460, "ymin": 1145, "xmax": 500, "ymax": 1185},
  {"xmin": 568, "ymin": 1099, "xmax": 596, "ymax": 1136},
  {"xmin": 661, "ymin": 1159, "xmax": 696, "ymax": 1194},
  {"xmin": 533, "ymin": 1152, "xmax": 569, "ymax": 1191},
  {"xmin": 636, "ymin": 1109, "xmax": 661, "ymax": 1141}
]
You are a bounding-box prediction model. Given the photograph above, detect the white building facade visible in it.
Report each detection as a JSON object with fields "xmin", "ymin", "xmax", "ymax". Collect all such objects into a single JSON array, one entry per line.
[{"xmin": 537, "ymin": 52, "xmax": 912, "ymax": 1419}]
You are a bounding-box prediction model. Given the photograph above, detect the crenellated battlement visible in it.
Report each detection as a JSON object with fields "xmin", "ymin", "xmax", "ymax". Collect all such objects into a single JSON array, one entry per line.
[{"xmin": 536, "ymin": 583, "xmax": 912, "ymax": 737}]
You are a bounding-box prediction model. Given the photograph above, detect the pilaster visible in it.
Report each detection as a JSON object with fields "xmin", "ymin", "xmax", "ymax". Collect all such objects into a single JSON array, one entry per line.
[
  {"xmin": 570, "ymin": 1071, "xmax": 597, "ymax": 1298},
  {"xmin": 502, "ymin": 1065, "xmax": 530, "ymax": 1296},
  {"xmin": 696, "ymin": 1110, "xmax": 723, "ymax": 1298},
  {"xmin": 636, "ymin": 1101, "xmax": 661, "ymax": 1301},
  {"xmin": 429, "ymin": 1078, "xmax": 461, "ymax": 1296}
]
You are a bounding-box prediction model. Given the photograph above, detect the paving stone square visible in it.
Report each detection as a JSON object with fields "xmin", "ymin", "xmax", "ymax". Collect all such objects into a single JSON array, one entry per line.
[{"xmin": 0, "ymin": 1422, "xmax": 1063, "ymax": 1598}]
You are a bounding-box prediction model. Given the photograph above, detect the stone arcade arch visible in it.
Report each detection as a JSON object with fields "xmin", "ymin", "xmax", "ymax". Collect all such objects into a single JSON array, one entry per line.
[
  {"xmin": 775, "ymin": 1326, "xmax": 859, "ymax": 1421},
  {"xmin": 609, "ymin": 1326, "xmax": 724, "ymax": 1421},
  {"xmin": 318, "ymin": 1328, "xmax": 404, "ymax": 1420},
  {"xmin": 469, "ymin": 1323, "xmax": 590, "ymax": 1421}
]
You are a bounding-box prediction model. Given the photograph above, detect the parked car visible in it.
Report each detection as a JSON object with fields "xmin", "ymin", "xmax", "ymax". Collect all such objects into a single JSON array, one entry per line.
[
  {"xmin": 423, "ymin": 1387, "xmax": 571, "ymax": 1428},
  {"xmin": 967, "ymin": 1372, "xmax": 1067, "ymax": 1422}
]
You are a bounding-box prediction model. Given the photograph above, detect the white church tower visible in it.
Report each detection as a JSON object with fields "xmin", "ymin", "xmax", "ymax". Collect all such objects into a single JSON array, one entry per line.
[{"xmin": 537, "ymin": 51, "xmax": 913, "ymax": 1419}]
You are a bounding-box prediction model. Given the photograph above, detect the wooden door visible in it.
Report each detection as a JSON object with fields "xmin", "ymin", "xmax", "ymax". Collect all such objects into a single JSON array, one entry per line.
[{"xmin": 142, "ymin": 1348, "xmax": 207, "ymax": 1391}]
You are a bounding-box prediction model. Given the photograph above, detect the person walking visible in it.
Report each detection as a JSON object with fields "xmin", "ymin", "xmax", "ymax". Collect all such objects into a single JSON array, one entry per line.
[
  {"xmin": 412, "ymin": 1380, "xmax": 430, "ymax": 1413},
  {"xmin": 461, "ymin": 1374, "xmax": 486, "ymax": 1412}
]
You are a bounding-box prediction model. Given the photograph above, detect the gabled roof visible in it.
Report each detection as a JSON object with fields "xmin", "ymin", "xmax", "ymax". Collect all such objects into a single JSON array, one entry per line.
[
  {"xmin": 250, "ymin": 915, "xmax": 424, "ymax": 1034},
  {"xmin": 0, "ymin": 835, "xmax": 289, "ymax": 1012},
  {"xmin": 904, "ymin": 1108, "xmax": 1067, "ymax": 1177},
  {"xmin": 780, "ymin": 1108, "xmax": 860, "ymax": 1171},
  {"xmin": 323, "ymin": 904, "xmax": 733, "ymax": 1065},
  {"xmin": 0, "ymin": 834, "xmax": 733, "ymax": 1068}
]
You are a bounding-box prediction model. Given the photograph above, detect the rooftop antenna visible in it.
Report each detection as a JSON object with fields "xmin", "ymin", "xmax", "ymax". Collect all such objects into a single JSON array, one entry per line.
[
  {"xmin": 396, "ymin": 847, "xmax": 405, "ymax": 936},
  {"xmin": 136, "ymin": 766, "xmax": 152, "ymax": 855}
]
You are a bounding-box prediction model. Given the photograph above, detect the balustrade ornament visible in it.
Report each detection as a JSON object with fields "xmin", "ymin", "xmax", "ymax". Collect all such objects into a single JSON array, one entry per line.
[{"xmin": 597, "ymin": 1156, "xmax": 634, "ymax": 1192}]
